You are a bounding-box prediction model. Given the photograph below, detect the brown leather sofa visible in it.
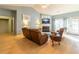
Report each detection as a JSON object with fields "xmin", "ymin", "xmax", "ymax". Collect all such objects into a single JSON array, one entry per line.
[{"xmin": 22, "ymin": 27, "xmax": 48, "ymax": 45}]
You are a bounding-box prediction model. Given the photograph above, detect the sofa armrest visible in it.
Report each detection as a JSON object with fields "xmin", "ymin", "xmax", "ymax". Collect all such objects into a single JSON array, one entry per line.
[{"xmin": 39, "ymin": 34, "xmax": 48, "ymax": 45}]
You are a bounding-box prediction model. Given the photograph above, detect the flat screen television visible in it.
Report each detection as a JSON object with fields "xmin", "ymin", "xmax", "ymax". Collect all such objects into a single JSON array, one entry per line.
[{"xmin": 42, "ymin": 18, "xmax": 50, "ymax": 24}]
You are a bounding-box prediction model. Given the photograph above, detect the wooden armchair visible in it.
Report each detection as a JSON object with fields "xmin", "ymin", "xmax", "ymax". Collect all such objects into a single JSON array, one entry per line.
[
  {"xmin": 50, "ymin": 28, "xmax": 64, "ymax": 46},
  {"xmin": 50, "ymin": 32, "xmax": 61, "ymax": 46}
]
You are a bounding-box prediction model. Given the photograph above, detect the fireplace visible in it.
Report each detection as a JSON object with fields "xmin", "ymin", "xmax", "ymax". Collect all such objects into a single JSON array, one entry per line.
[{"xmin": 42, "ymin": 26, "xmax": 50, "ymax": 32}]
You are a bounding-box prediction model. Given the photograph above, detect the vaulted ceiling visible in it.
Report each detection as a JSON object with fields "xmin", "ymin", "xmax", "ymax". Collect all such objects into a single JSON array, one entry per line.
[{"xmin": 0, "ymin": 4, "xmax": 79, "ymax": 15}]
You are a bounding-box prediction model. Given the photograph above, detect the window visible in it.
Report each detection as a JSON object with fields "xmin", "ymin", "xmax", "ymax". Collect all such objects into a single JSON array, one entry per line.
[
  {"xmin": 54, "ymin": 16, "xmax": 79, "ymax": 35},
  {"xmin": 54, "ymin": 18, "xmax": 64, "ymax": 31},
  {"xmin": 66, "ymin": 17, "xmax": 79, "ymax": 35}
]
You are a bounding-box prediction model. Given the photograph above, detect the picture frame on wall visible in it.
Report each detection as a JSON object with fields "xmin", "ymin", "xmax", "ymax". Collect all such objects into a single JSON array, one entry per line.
[{"xmin": 23, "ymin": 14, "xmax": 30, "ymax": 28}]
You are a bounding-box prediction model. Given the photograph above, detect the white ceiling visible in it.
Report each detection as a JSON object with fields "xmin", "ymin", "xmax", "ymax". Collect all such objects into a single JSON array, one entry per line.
[{"xmin": 0, "ymin": 4, "xmax": 79, "ymax": 15}]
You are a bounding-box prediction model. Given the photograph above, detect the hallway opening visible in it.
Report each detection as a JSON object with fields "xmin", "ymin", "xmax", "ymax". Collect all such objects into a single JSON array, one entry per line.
[{"xmin": 0, "ymin": 16, "xmax": 14, "ymax": 35}]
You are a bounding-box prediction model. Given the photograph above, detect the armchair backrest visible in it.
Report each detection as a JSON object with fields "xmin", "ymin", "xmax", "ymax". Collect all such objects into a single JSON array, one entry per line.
[
  {"xmin": 51, "ymin": 32, "xmax": 56, "ymax": 37},
  {"xmin": 59, "ymin": 28, "xmax": 64, "ymax": 36}
]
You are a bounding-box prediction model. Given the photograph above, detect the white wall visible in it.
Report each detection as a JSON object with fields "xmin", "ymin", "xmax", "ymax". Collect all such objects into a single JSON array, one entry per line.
[{"xmin": 16, "ymin": 7, "xmax": 40, "ymax": 34}]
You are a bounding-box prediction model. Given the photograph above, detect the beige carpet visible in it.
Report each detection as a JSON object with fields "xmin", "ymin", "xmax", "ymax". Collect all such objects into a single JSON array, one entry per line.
[{"xmin": 0, "ymin": 34, "xmax": 79, "ymax": 54}]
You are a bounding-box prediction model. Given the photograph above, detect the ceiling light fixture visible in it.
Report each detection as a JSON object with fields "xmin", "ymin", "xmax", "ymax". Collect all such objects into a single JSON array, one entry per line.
[{"xmin": 41, "ymin": 4, "xmax": 49, "ymax": 9}]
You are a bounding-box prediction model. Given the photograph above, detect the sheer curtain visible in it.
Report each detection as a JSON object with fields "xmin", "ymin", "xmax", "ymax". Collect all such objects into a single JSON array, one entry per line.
[{"xmin": 66, "ymin": 17, "xmax": 79, "ymax": 35}]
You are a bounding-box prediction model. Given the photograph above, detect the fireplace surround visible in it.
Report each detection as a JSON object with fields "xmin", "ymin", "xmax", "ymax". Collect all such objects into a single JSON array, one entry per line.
[{"xmin": 42, "ymin": 26, "xmax": 50, "ymax": 32}]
